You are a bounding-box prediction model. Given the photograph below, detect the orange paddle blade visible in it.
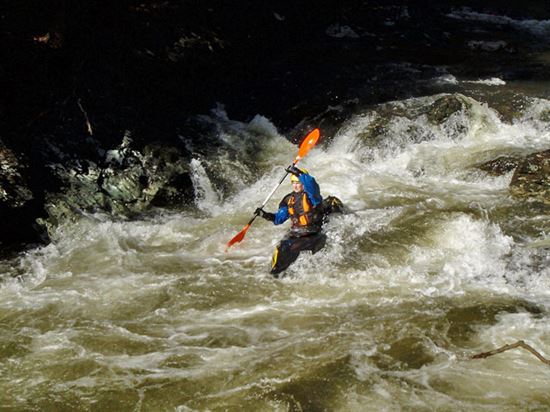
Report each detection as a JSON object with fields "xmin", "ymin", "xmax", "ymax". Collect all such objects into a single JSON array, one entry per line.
[
  {"xmin": 226, "ymin": 223, "xmax": 251, "ymax": 251},
  {"xmin": 295, "ymin": 128, "xmax": 320, "ymax": 163}
]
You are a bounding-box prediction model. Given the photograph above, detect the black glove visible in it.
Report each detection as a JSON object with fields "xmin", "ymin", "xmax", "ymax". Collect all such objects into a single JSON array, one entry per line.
[
  {"xmin": 285, "ymin": 165, "xmax": 302, "ymax": 176},
  {"xmin": 255, "ymin": 207, "xmax": 275, "ymax": 222}
]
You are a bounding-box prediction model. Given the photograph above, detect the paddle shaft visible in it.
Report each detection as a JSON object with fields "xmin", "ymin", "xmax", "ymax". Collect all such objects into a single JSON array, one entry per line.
[{"xmin": 248, "ymin": 165, "xmax": 295, "ymax": 226}]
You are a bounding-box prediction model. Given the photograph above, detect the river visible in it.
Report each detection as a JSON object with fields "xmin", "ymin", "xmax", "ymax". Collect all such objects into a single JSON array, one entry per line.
[{"xmin": 1, "ymin": 78, "xmax": 550, "ymax": 410}]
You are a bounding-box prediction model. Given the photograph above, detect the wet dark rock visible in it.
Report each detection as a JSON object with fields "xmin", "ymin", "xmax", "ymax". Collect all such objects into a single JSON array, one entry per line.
[
  {"xmin": 477, "ymin": 155, "xmax": 523, "ymax": 176},
  {"xmin": 150, "ymin": 173, "xmax": 193, "ymax": 208},
  {"xmin": 510, "ymin": 149, "xmax": 550, "ymax": 204},
  {"xmin": 348, "ymin": 115, "xmax": 387, "ymax": 144},
  {"xmin": 292, "ymin": 99, "xmax": 360, "ymax": 147},
  {"xmin": 0, "ymin": 140, "xmax": 43, "ymax": 248},
  {"xmin": 349, "ymin": 94, "xmax": 473, "ymax": 146},
  {"xmin": 427, "ymin": 95, "xmax": 469, "ymax": 124},
  {"xmin": 39, "ymin": 136, "xmax": 193, "ymax": 236},
  {"xmin": 0, "ymin": 140, "xmax": 33, "ymax": 209}
]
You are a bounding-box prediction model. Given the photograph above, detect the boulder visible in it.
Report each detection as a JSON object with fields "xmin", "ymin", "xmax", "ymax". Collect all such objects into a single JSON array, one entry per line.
[
  {"xmin": 477, "ymin": 155, "xmax": 522, "ymax": 176},
  {"xmin": 427, "ymin": 95, "xmax": 469, "ymax": 125},
  {"xmin": 40, "ymin": 136, "xmax": 193, "ymax": 236},
  {"xmin": 510, "ymin": 149, "xmax": 550, "ymax": 204}
]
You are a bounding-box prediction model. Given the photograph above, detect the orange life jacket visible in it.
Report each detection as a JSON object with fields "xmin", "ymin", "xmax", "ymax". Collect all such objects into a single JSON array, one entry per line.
[{"xmin": 284, "ymin": 192, "xmax": 323, "ymax": 233}]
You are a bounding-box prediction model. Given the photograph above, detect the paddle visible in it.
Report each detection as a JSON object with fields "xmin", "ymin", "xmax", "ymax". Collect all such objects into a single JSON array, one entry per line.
[{"xmin": 225, "ymin": 128, "xmax": 321, "ymax": 250}]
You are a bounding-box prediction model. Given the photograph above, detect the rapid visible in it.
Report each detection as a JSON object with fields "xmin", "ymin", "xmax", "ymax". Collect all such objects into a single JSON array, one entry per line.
[{"xmin": 1, "ymin": 83, "xmax": 550, "ymax": 410}]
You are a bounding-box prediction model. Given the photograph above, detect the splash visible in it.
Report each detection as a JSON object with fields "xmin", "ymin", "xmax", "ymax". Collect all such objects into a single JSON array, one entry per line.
[{"xmin": 1, "ymin": 92, "xmax": 550, "ymax": 410}]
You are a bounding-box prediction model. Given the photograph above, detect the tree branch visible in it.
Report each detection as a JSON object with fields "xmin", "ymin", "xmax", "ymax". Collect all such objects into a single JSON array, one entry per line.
[
  {"xmin": 471, "ymin": 340, "xmax": 550, "ymax": 365},
  {"xmin": 77, "ymin": 98, "xmax": 94, "ymax": 136}
]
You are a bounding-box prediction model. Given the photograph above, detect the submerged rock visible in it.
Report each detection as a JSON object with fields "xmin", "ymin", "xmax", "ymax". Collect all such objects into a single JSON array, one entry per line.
[{"xmin": 510, "ymin": 149, "xmax": 550, "ymax": 204}]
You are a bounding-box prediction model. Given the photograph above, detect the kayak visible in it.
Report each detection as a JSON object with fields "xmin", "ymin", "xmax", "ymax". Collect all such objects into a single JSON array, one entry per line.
[{"xmin": 270, "ymin": 196, "xmax": 345, "ymax": 277}]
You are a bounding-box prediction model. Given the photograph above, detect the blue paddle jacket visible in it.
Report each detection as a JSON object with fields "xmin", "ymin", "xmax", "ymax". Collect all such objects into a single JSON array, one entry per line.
[{"xmin": 273, "ymin": 173, "xmax": 323, "ymax": 235}]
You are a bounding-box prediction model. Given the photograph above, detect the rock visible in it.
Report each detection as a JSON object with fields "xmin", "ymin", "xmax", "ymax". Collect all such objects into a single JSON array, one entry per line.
[
  {"xmin": 477, "ymin": 155, "xmax": 522, "ymax": 176},
  {"xmin": 510, "ymin": 150, "xmax": 550, "ymax": 203},
  {"xmin": 40, "ymin": 137, "xmax": 193, "ymax": 236},
  {"xmin": 427, "ymin": 95, "xmax": 469, "ymax": 124},
  {"xmin": 0, "ymin": 140, "xmax": 44, "ymax": 248},
  {"xmin": 150, "ymin": 174, "xmax": 193, "ymax": 207},
  {"xmin": 292, "ymin": 99, "xmax": 360, "ymax": 145},
  {"xmin": 348, "ymin": 94, "xmax": 470, "ymax": 145},
  {"xmin": 0, "ymin": 141, "xmax": 33, "ymax": 208}
]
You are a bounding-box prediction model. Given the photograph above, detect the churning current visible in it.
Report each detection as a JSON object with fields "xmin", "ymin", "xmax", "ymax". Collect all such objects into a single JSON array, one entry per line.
[{"xmin": 1, "ymin": 88, "xmax": 549, "ymax": 410}]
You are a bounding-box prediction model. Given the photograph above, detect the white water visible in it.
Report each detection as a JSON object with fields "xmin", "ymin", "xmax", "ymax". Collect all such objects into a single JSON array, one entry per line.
[
  {"xmin": 1, "ymin": 92, "xmax": 549, "ymax": 410},
  {"xmin": 447, "ymin": 8, "xmax": 550, "ymax": 39}
]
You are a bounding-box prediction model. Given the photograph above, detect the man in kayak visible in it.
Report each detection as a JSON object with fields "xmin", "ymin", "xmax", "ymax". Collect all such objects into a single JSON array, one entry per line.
[{"xmin": 255, "ymin": 166, "xmax": 326, "ymax": 277}]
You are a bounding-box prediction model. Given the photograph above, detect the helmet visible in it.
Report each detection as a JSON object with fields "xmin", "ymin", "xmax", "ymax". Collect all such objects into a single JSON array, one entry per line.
[{"xmin": 290, "ymin": 168, "xmax": 308, "ymax": 183}]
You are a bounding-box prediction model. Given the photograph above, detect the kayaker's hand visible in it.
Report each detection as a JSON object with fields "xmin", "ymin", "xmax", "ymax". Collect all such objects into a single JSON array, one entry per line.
[
  {"xmin": 255, "ymin": 208, "xmax": 275, "ymax": 222},
  {"xmin": 285, "ymin": 165, "xmax": 302, "ymax": 176}
]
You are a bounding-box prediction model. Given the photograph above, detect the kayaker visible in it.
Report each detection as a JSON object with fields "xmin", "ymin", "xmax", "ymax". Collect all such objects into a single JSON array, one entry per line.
[{"xmin": 255, "ymin": 166, "xmax": 326, "ymax": 276}]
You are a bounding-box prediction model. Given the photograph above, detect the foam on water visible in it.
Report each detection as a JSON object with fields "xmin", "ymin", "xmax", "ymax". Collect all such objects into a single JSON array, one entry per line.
[
  {"xmin": 407, "ymin": 214, "xmax": 514, "ymax": 295},
  {"xmin": 190, "ymin": 158, "xmax": 222, "ymax": 214},
  {"xmin": 465, "ymin": 77, "xmax": 507, "ymax": 86},
  {"xmin": 1, "ymin": 93, "xmax": 549, "ymax": 410}
]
